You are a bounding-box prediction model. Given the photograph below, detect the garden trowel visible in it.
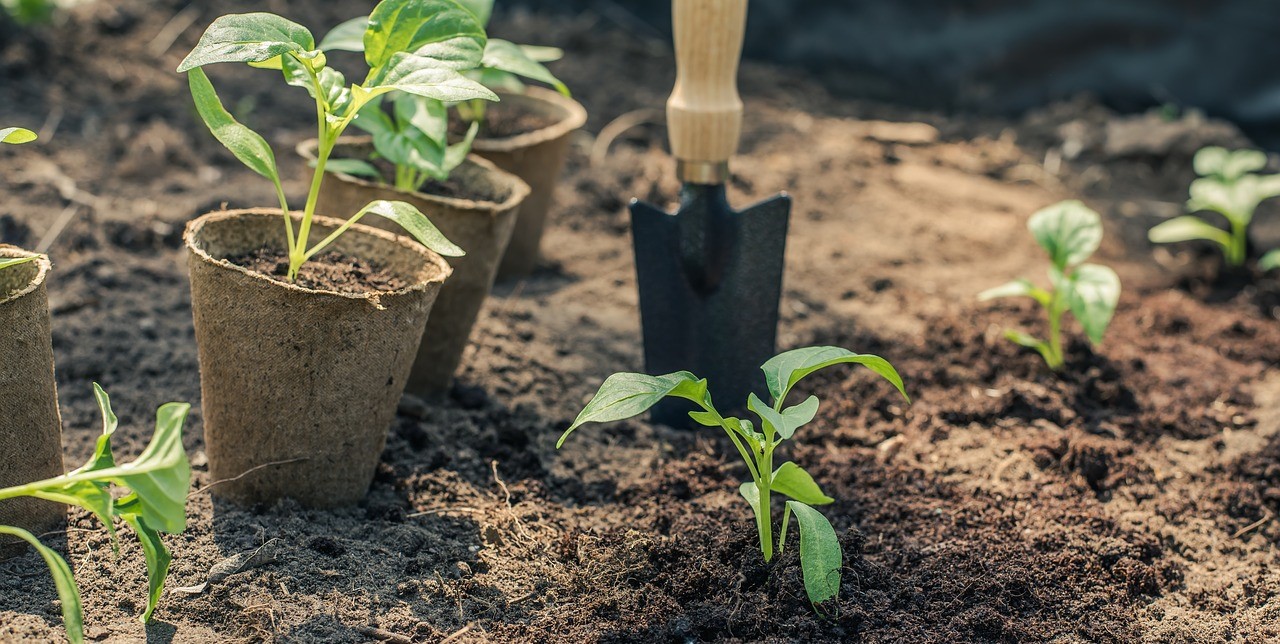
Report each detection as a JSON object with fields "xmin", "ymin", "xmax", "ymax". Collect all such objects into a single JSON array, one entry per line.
[{"xmin": 630, "ymin": 0, "xmax": 791, "ymax": 427}]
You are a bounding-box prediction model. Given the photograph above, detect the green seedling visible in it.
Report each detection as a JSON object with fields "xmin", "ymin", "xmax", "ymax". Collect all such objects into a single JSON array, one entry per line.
[
  {"xmin": 1, "ymin": 0, "xmax": 80, "ymax": 25},
  {"xmin": 1262, "ymin": 250, "xmax": 1280, "ymax": 272},
  {"xmin": 0, "ymin": 127, "xmax": 40, "ymax": 272},
  {"xmin": 558, "ymin": 346, "xmax": 909, "ymax": 612},
  {"xmin": 178, "ymin": 0, "xmax": 501, "ymax": 281},
  {"xmin": 1149, "ymin": 146, "xmax": 1280, "ymax": 268},
  {"xmin": 337, "ymin": 91, "xmax": 486, "ymax": 192},
  {"xmin": 0, "ymin": 384, "xmax": 191, "ymax": 644},
  {"xmin": 451, "ymin": 0, "xmax": 570, "ymax": 124},
  {"xmin": 980, "ymin": 200, "xmax": 1121, "ymax": 370}
]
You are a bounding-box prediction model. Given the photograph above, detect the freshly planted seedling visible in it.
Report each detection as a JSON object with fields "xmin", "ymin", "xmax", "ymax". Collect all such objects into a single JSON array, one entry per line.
[
  {"xmin": 0, "ymin": 385, "xmax": 191, "ymax": 644},
  {"xmin": 1149, "ymin": 146, "xmax": 1280, "ymax": 268},
  {"xmin": 980, "ymin": 200, "xmax": 1121, "ymax": 370},
  {"xmin": 178, "ymin": 0, "xmax": 501, "ymax": 281},
  {"xmin": 558, "ymin": 347, "xmax": 908, "ymax": 611}
]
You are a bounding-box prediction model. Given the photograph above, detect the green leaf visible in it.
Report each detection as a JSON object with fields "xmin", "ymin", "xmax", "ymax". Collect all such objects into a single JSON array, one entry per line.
[
  {"xmin": 771, "ymin": 462, "xmax": 833, "ymax": 505},
  {"xmin": 323, "ymin": 158, "xmax": 383, "ymax": 180},
  {"xmin": 89, "ymin": 402, "xmax": 192, "ymax": 534},
  {"xmin": 280, "ymin": 55, "xmax": 351, "ymax": 115},
  {"xmin": 443, "ymin": 121, "xmax": 479, "ymax": 174},
  {"xmin": 1187, "ymin": 175, "xmax": 1280, "ymax": 228},
  {"xmin": 978, "ymin": 278, "xmax": 1051, "ymax": 307},
  {"xmin": 482, "ymin": 39, "xmax": 568, "ymax": 95},
  {"xmin": 361, "ymin": 200, "xmax": 464, "ymax": 258},
  {"xmin": 369, "ymin": 53, "xmax": 499, "ymax": 103},
  {"xmin": 521, "ymin": 44, "xmax": 564, "ymax": 63},
  {"xmin": 1194, "ymin": 146, "xmax": 1267, "ymax": 182},
  {"xmin": 780, "ymin": 396, "xmax": 820, "ymax": 437},
  {"xmin": 319, "ymin": 16, "xmax": 368, "ymax": 52},
  {"xmin": 1262, "ymin": 250, "xmax": 1280, "ymax": 272},
  {"xmin": 1027, "ymin": 200, "xmax": 1103, "ymax": 270},
  {"xmin": 1148, "ymin": 215, "xmax": 1232, "ymax": 248},
  {"xmin": 761, "ymin": 346, "xmax": 908, "ymax": 407},
  {"xmin": 454, "ymin": 0, "xmax": 494, "ymax": 26},
  {"xmin": 689, "ymin": 410, "xmax": 720, "ymax": 427},
  {"xmin": 395, "ymin": 92, "xmax": 449, "ymax": 146},
  {"xmin": 0, "ymin": 526, "xmax": 84, "ymax": 644},
  {"xmin": 747, "ymin": 392, "xmax": 786, "ymax": 438},
  {"xmin": 364, "ymin": 0, "xmax": 487, "ymax": 71},
  {"xmin": 177, "ymin": 13, "xmax": 315, "ymax": 72},
  {"xmin": 0, "ymin": 126, "xmax": 37, "ymax": 144},
  {"xmin": 1004, "ymin": 329, "xmax": 1045, "ymax": 349},
  {"xmin": 786, "ymin": 501, "xmax": 843, "ymax": 608},
  {"xmin": 116, "ymin": 499, "xmax": 172, "ymax": 624},
  {"xmin": 1062, "ymin": 263, "xmax": 1120, "ymax": 345},
  {"xmin": 0, "ymin": 256, "xmax": 39, "ymax": 271},
  {"xmin": 559, "ymin": 372, "xmax": 709, "ymax": 446},
  {"xmin": 739, "ymin": 480, "xmax": 760, "ymax": 517},
  {"xmin": 186, "ymin": 68, "xmax": 285, "ymax": 192}
]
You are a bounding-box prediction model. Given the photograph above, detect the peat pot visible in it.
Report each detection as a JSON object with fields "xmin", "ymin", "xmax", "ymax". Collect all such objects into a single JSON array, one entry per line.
[
  {"xmin": 472, "ymin": 86, "xmax": 587, "ymax": 281},
  {"xmin": 185, "ymin": 210, "xmax": 451, "ymax": 507},
  {"xmin": 299, "ymin": 138, "xmax": 530, "ymax": 398},
  {"xmin": 0, "ymin": 245, "xmax": 64, "ymax": 552}
]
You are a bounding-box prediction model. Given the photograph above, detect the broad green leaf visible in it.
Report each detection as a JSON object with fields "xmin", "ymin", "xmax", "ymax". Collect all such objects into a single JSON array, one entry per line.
[
  {"xmin": 689, "ymin": 410, "xmax": 720, "ymax": 427},
  {"xmin": 787, "ymin": 501, "xmax": 842, "ymax": 608},
  {"xmin": 395, "ymin": 92, "xmax": 449, "ymax": 146},
  {"xmin": 177, "ymin": 13, "xmax": 315, "ymax": 72},
  {"xmin": 978, "ymin": 278, "xmax": 1051, "ymax": 307},
  {"xmin": 1148, "ymin": 215, "xmax": 1232, "ymax": 248},
  {"xmin": 364, "ymin": 0, "xmax": 487, "ymax": 71},
  {"xmin": 187, "ymin": 68, "xmax": 285, "ymax": 192},
  {"xmin": 761, "ymin": 346, "xmax": 908, "ymax": 407},
  {"xmin": 521, "ymin": 44, "xmax": 564, "ymax": 63},
  {"xmin": 281, "ymin": 55, "xmax": 351, "ymax": 115},
  {"xmin": 0, "ymin": 526, "xmax": 84, "ymax": 644},
  {"xmin": 323, "ymin": 158, "xmax": 383, "ymax": 180},
  {"xmin": 455, "ymin": 0, "xmax": 494, "ymax": 26},
  {"xmin": 369, "ymin": 53, "xmax": 499, "ymax": 103},
  {"xmin": 116, "ymin": 499, "xmax": 172, "ymax": 623},
  {"xmin": 1063, "ymin": 263, "xmax": 1120, "ymax": 345},
  {"xmin": 482, "ymin": 39, "xmax": 568, "ymax": 95},
  {"xmin": 361, "ymin": 200, "xmax": 464, "ymax": 257},
  {"xmin": 89, "ymin": 402, "xmax": 192, "ymax": 534},
  {"xmin": 739, "ymin": 481, "xmax": 760, "ymax": 518},
  {"xmin": 747, "ymin": 392, "xmax": 786, "ymax": 439},
  {"xmin": 1187, "ymin": 175, "xmax": 1280, "ymax": 227},
  {"xmin": 0, "ymin": 256, "xmax": 38, "ymax": 271},
  {"xmin": 319, "ymin": 16, "xmax": 368, "ymax": 52},
  {"xmin": 1262, "ymin": 249, "xmax": 1280, "ymax": 272},
  {"xmin": 0, "ymin": 127, "xmax": 36, "ymax": 144},
  {"xmin": 559, "ymin": 372, "xmax": 708, "ymax": 445},
  {"xmin": 780, "ymin": 396, "xmax": 820, "ymax": 438},
  {"xmin": 1028, "ymin": 200, "xmax": 1103, "ymax": 270},
  {"xmin": 732, "ymin": 418, "xmax": 764, "ymax": 454},
  {"xmin": 443, "ymin": 121, "xmax": 479, "ymax": 174},
  {"xmin": 1194, "ymin": 146, "xmax": 1267, "ymax": 182},
  {"xmin": 771, "ymin": 462, "xmax": 833, "ymax": 505}
]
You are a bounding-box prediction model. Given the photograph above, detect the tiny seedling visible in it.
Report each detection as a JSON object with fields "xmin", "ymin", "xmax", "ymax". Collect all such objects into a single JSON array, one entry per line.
[
  {"xmin": 0, "ymin": 127, "xmax": 40, "ymax": 273},
  {"xmin": 980, "ymin": 200, "xmax": 1121, "ymax": 370},
  {"xmin": 557, "ymin": 347, "xmax": 909, "ymax": 612},
  {"xmin": 1149, "ymin": 146, "xmax": 1280, "ymax": 268},
  {"xmin": 178, "ymin": 0, "xmax": 502, "ymax": 281},
  {"xmin": 1262, "ymin": 250, "xmax": 1280, "ymax": 272},
  {"xmin": 0, "ymin": 384, "xmax": 191, "ymax": 644}
]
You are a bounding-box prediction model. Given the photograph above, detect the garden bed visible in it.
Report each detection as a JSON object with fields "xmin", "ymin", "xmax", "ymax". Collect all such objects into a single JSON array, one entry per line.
[{"xmin": 1, "ymin": 1, "xmax": 1278, "ymax": 641}]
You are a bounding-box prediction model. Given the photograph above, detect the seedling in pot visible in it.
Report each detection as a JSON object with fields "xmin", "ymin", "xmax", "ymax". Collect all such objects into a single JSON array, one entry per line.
[
  {"xmin": 177, "ymin": 0, "xmax": 501, "ymax": 282},
  {"xmin": 0, "ymin": 385, "xmax": 191, "ymax": 644},
  {"xmin": 0, "ymin": 127, "xmax": 40, "ymax": 272},
  {"xmin": 558, "ymin": 346, "xmax": 909, "ymax": 612},
  {"xmin": 1149, "ymin": 146, "xmax": 1280, "ymax": 268},
  {"xmin": 980, "ymin": 200, "xmax": 1121, "ymax": 370},
  {"xmin": 452, "ymin": 0, "xmax": 570, "ymax": 125}
]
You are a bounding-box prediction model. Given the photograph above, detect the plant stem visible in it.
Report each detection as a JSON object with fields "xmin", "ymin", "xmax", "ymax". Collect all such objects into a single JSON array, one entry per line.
[
  {"xmin": 1229, "ymin": 220, "xmax": 1248, "ymax": 267},
  {"xmin": 1045, "ymin": 293, "xmax": 1066, "ymax": 370},
  {"xmin": 758, "ymin": 448, "xmax": 774, "ymax": 561}
]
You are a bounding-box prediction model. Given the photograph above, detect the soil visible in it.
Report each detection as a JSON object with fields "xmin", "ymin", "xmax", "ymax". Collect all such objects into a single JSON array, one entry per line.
[
  {"xmin": 1, "ymin": 1, "xmax": 1279, "ymax": 642},
  {"xmin": 450, "ymin": 105, "xmax": 560, "ymax": 140},
  {"xmin": 225, "ymin": 248, "xmax": 410, "ymax": 294}
]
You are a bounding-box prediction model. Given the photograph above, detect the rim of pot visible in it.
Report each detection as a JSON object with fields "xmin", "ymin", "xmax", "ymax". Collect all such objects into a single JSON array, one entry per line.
[
  {"xmin": 0, "ymin": 244, "xmax": 52, "ymax": 306},
  {"xmin": 184, "ymin": 208, "xmax": 453, "ymax": 301},
  {"xmin": 471, "ymin": 86, "xmax": 588, "ymax": 152},
  {"xmin": 295, "ymin": 138, "xmax": 532, "ymax": 217}
]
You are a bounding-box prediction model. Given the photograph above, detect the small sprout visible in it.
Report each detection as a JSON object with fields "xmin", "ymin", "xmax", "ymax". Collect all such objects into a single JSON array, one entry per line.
[
  {"xmin": 558, "ymin": 347, "xmax": 909, "ymax": 612},
  {"xmin": 0, "ymin": 385, "xmax": 192, "ymax": 644},
  {"xmin": 1149, "ymin": 146, "xmax": 1280, "ymax": 268},
  {"xmin": 178, "ymin": 1, "xmax": 491, "ymax": 282},
  {"xmin": 1262, "ymin": 249, "xmax": 1280, "ymax": 272},
  {"xmin": 980, "ymin": 200, "xmax": 1121, "ymax": 370}
]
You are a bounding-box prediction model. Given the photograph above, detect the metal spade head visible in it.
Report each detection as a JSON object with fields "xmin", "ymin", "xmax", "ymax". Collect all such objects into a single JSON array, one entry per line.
[{"xmin": 630, "ymin": 184, "xmax": 791, "ymax": 427}]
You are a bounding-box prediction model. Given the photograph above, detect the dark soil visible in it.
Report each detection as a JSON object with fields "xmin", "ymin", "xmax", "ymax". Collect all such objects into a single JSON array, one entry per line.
[
  {"xmin": 1, "ymin": 1, "xmax": 1279, "ymax": 642},
  {"xmin": 225, "ymin": 248, "xmax": 410, "ymax": 294},
  {"xmin": 451, "ymin": 104, "xmax": 560, "ymax": 140}
]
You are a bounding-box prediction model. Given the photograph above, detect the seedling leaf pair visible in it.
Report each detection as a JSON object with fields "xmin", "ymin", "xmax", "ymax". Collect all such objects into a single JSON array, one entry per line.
[
  {"xmin": 981, "ymin": 200, "xmax": 1120, "ymax": 369},
  {"xmin": 559, "ymin": 346, "xmax": 908, "ymax": 610},
  {"xmin": 0, "ymin": 385, "xmax": 191, "ymax": 644}
]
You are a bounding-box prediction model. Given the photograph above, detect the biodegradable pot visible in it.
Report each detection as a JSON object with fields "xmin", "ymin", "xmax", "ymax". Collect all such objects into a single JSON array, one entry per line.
[
  {"xmin": 0, "ymin": 246, "xmax": 64, "ymax": 551},
  {"xmin": 298, "ymin": 138, "xmax": 530, "ymax": 398},
  {"xmin": 186, "ymin": 210, "xmax": 451, "ymax": 507},
  {"xmin": 471, "ymin": 86, "xmax": 587, "ymax": 281}
]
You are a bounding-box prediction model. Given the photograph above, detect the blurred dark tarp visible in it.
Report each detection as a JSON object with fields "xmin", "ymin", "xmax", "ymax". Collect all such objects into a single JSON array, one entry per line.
[{"xmin": 519, "ymin": 0, "xmax": 1280, "ymax": 144}]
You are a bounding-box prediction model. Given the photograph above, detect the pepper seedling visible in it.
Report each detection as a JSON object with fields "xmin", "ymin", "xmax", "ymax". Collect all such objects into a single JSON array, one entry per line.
[
  {"xmin": 557, "ymin": 346, "xmax": 908, "ymax": 612},
  {"xmin": 451, "ymin": 0, "xmax": 570, "ymax": 124},
  {"xmin": 1149, "ymin": 146, "xmax": 1280, "ymax": 268},
  {"xmin": 0, "ymin": 127, "xmax": 41, "ymax": 272},
  {"xmin": 0, "ymin": 385, "xmax": 191, "ymax": 644},
  {"xmin": 178, "ymin": 0, "xmax": 502, "ymax": 282},
  {"xmin": 980, "ymin": 200, "xmax": 1121, "ymax": 370}
]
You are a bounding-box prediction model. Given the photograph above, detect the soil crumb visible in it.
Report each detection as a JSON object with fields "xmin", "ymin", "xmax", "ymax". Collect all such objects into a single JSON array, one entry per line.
[{"xmin": 225, "ymin": 248, "xmax": 410, "ymax": 294}]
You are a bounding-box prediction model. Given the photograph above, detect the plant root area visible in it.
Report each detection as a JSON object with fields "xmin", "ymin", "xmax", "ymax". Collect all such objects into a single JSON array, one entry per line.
[{"xmin": 2, "ymin": 2, "xmax": 1280, "ymax": 642}]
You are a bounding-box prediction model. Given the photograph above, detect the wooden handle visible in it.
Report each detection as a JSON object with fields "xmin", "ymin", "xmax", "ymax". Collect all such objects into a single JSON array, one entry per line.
[{"xmin": 667, "ymin": 0, "xmax": 747, "ymax": 182}]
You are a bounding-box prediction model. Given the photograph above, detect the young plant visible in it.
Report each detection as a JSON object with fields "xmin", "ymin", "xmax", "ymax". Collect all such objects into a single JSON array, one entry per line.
[
  {"xmin": 980, "ymin": 200, "xmax": 1121, "ymax": 370},
  {"xmin": 337, "ymin": 91, "xmax": 485, "ymax": 193},
  {"xmin": 0, "ymin": 127, "xmax": 40, "ymax": 272},
  {"xmin": 557, "ymin": 347, "xmax": 909, "ymax": 611},
  {"xmin": 1149, "ymin": 146, "xmax": 1280, "ymax": 268},
  {"xmin": 451, "ymin": 0, "xmax": 570, "ymax": 125},
  {"xmin": 0, "ymin": 385, "xmax": 191, "ymax": 644},
  {"xmin": 177, "ymin": 0, "xmax": 500, "ymax": 282}
]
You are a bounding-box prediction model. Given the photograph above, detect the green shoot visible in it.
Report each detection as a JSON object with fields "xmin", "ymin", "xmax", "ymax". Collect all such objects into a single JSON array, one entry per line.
[
  {"xmin": 1149, "ymin": 146, "xmax": 1280, "ymax": 268},
  {"xmin": 1, "ymin": 126, "xmax": 37, "ymax": 144},
  {"xmin": 1262, "ymin": 249, "xmax": 1280, "ymax": 272},
  {"xmin": 347, "ymin": 92, "xmax": 482, "ymax": 192},
  {"xmin": 557, "ymin": 347, "xmax": 909, "ymax": 612},
  {"xmin": 178, "ymin": 1, "xmax": 491, "ymax": 282},
  {"xmin": 980, "ymin": 200, "xmax": 1121, "ymax": 370},
  {"xmin": 451, "ymin": 0, "xmax": 570, "ymax": 125},
  {"xmin": 0, "ymin": 384, "xmax": 191, "ymax": 644},
  {"xmin": 0, "ymin": 255, "xmax": 40, "ymax": 273}
]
